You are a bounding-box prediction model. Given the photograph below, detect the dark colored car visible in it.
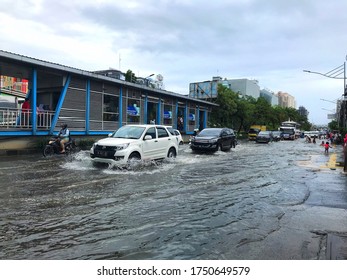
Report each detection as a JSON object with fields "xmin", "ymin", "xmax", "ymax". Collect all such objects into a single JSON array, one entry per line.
[
  {"xmin": 255, "ymin": 131, "xmax": 273, "ymax": 143},
  {"xmin": 271, "ymin": 131, "xmax": 283, "ymax": 141},
  {"xmin": 190, "ymin": 128, "xmax": 236, "ymax": 152}
]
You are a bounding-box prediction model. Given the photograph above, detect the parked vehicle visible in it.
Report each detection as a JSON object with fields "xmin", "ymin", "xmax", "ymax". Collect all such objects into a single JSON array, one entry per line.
[
  {"xmin": 271, "ymin": 131, "xmax": 283, "ymax": 141},
  {"xmin": 304, "ymin": 131, "xmax": 320, "ymax": 138},
  {"xmin": 248, "ymin": 125, "xmax": 266, "ymax": 140},
  {"xmin": 255, "ymin": 131, "xmax": 273, "ymax": 143},
  {"xmin": 43, "ymin": 136, "xmax": 77, "ymax": 157},
  {"xmin": 248, "ymin": 128, "xmax": 260, "ymax": 141},
  {"xmin": 280, "ymin": 127, "xmax": 295, "ymax": 140},
  {"xmin": 279, "ymin": 120, "xmax": 298, "ymax": 140},
  {"xmin": 190, "ymin": 127, "xmax": 236, "ymax": 152},
  {"xmin": 166, "ymin": 126, "xmax": 184, "ymax": 145},
  {"xmin": 90, "ymin": 125, "xmax": 178, "ymax": 167}
]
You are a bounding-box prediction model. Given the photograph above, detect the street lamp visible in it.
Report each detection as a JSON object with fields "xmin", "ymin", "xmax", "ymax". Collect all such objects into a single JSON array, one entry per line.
[
  {"xmin": 145, "ymin": 74, "xmax": 155, "ymax": 79},
  {"xmin": 321, "ymin": 108, "xmax": 335, "ymax": 112},
  {"xmin": 320, "ymin": 98, "xmax": 338, "ymax": 104},
  {"xmin": 304, "ymin": 57, "xmax": 347, "ymax": 127},
  {"xmin": 303, "ymin": 59, "xmax": 346, "ymax": 96},
  {"xmin": 145, "ymin": 74, "xmax": 155, "ymax": 87}
]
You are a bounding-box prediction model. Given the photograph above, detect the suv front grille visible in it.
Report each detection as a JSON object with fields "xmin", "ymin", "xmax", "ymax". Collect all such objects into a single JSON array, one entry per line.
[
  {"xmin": 94, "ymin": 145, "xmax": 117, "ymax": 159},
  {"xmin": 95, "ymin": 145, "xmax": 116, "ymax": 151}
]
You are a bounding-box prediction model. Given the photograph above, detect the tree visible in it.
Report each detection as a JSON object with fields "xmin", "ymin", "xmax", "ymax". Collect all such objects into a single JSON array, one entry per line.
[
  {"xmin": 209, "ymin": 84, "xmax": 312, "ymax": 133},
  {"xmin": 253, "ymin": 97, "xmax": 272, "ymax": 126},
  {"xmin": 125, "ymin": 69, "xmax": 137, "ymax": 83},
  {"xmin": 210, "ymin": 85, "xmax": 237, "ymax": 127},
  {"xmin": 328, "ymin": 120, "xmax": 339, "ymax": 131},
  {"xmin": 269, "ymin": 106, "xmax": 286, "ymax": 130},
  {"xmin": 233, "ymin": 96, "xmax": 256, "ymax": 133}
]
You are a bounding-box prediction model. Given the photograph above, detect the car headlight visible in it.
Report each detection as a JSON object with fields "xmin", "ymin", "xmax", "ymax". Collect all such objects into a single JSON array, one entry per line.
[
  {"xmin": 91, "ymin": 143, "xmax": 97, "ymax": 151},
  {"xmin": 116, "ymin": 143, "xmax": 130, "ymax": 150}
]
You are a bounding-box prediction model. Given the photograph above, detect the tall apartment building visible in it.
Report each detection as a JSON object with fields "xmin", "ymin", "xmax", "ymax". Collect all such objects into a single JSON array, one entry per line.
[
  {"xmin": 222, "ymin": 78, "xmax": 260, "ymax": 99},
  {"xmin": 189, "ymin": 77, "xmax": 260, "ymax": 100},
  {"xmin": 277, "ymin": 91, "xmax": 296, "ymax": 108},
  {"xmin": 260, "ymin": 88, "xmax": 278, "ymax": 106}
]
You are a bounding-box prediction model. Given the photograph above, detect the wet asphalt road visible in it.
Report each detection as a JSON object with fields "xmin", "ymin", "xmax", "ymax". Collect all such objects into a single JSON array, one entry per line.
[{"xmin": 0, "ymin": 139, "xmax": 346, "ymax": 260}]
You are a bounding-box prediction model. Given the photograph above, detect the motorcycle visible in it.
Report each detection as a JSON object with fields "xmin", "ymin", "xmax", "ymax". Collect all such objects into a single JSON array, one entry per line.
[{"xmin": 43, "ymin": 136, "xmax": 78, "ymax": 157}]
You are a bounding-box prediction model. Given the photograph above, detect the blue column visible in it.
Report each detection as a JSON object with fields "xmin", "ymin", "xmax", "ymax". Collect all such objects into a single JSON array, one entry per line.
[
  {"xmin": 157, "ymin": 100, "xmax": 161, "ymax": 125},
  {"xmin": 185, "ymin": 102, "xmax": 188, "ymax": 132},
  {"xmin": 85, "ymin": 79, "xmax": 90, "ymax": 134},
  {"xmin": 196, "ymin": 106, "xmax": 200, "ymax": 130},
  {"xmin": 119, "ymin": 86, "xmax": 123, "ymax": 127},
  {"xmin": 31, "ymin": 68, "xmax": 37, "ymax": 135},
  {"xmin": 204, "ymin": 110, "xmax": 207, "ymax": 128},
  {"xmin": 49, "ymin": 75, "xmax": 71, "ymax": 134},
  {"xmin": 175, "ymin": 100, "xmax": 178, "ymax": 129},
  {"xmin": 144, "ymin": 95, "xmax": 148, "ymax": 124}
]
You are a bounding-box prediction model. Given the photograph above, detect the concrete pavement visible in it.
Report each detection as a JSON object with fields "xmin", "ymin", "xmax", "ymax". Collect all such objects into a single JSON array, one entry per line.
[{"xmin": 311, "ymin": 144, "xmax": 347, "ymax": 259}]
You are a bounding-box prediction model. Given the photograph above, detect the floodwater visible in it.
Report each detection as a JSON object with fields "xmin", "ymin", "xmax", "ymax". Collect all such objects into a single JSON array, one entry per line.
[{"xmin": 1, "ymin": 139, "xmax": 347, "ymax": 260}]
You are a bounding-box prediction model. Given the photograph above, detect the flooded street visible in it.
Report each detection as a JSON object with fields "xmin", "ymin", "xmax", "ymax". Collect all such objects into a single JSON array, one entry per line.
[{"xmin": 1, "ymin": 139, "xmax": 347, "ymax": 260}]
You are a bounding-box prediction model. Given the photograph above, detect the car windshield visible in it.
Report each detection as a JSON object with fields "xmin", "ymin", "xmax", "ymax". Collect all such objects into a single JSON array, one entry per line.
[
  {"xmin": 166, "ymin": 127, "xmax": 175, "ymax": 135},
  {"xmin": 258, "ymin": 131, "xmax": 269, "ymax": 136},
  {"xmin": 198, "ymin": 129, "xmax": 222, "ymax": 137},
  {"xmin": 112, "ymin": 126, "xmax": 145, "ymax": 139}
]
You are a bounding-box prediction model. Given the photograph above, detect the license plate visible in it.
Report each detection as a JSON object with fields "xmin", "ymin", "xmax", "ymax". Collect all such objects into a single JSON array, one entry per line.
[{"xmin": 96, "ymin": 151, "xmax": 108, "ymax": 156}]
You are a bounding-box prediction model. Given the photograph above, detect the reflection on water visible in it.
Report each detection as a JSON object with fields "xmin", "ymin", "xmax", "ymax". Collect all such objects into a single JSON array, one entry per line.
[{"xmin": 0, "ymin": 140, "xmax": 346, "ymax": 259}]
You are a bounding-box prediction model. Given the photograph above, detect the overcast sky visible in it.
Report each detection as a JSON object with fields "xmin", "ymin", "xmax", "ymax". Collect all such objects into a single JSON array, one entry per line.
[{"xmin": 1, "ymin": 0, "xmax": 347, "ymax": 125}]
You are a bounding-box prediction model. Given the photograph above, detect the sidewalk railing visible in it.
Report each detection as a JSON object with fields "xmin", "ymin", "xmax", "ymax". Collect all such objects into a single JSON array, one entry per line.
[{"xmin": 0, "ymin": 107, "xmax": 55, "ymax": 129}]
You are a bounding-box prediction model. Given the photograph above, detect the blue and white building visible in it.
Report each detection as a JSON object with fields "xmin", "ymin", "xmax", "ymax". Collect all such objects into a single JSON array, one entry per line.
[{"xmin": 0, "ymin": 50, "xmax": 216, "ymax": 141}]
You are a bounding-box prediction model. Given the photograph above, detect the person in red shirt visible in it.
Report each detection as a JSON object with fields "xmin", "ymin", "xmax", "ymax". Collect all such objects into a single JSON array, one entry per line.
[
  {"xmin": 324, "ymin": 142, "xmax": 332, "ymax": 154},
  {"xmin": 21, "ymin": 98, "xmax": 30, "ymax": 126}
]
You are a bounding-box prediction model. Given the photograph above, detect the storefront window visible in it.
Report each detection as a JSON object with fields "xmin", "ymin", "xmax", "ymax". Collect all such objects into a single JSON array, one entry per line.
[
  {"xmin": 163, "ymin": 104, "xmax": 173, "ymax": 125},
  {"xmin": 103, "ymin": 94, "xmax": 119, "ymax": 121},
  {"xmin": 189, "ymin": 108, "xmax": 195, "ymax": 125},
  {"xmin": 127, "ymin": 98, "xmax": 140, "ymax": 123}
]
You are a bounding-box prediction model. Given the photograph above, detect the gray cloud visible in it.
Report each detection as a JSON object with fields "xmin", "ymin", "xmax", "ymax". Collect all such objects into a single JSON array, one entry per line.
[{"xmin": 1, "ymin": 0, "xmax": 347, "ymax": 124}]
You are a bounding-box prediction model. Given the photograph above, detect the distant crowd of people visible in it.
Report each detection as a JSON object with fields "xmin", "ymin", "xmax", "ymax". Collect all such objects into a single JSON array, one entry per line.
[
  {"xmin": 305, "ymin": 131, "xmax": 343, "ymax": 145},
  {"xmin": 304, "ymin": 131, "xmax": 347, "ymax": 154}
]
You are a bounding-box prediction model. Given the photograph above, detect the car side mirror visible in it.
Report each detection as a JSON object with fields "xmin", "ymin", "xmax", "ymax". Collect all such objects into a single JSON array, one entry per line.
[
  {"xmin": 144, "ymin": 135, "xmax": 152, "ymax": 140},
  {"xmin": 108, "ymin": 133, "xmax": 112, "ymax": 137}
]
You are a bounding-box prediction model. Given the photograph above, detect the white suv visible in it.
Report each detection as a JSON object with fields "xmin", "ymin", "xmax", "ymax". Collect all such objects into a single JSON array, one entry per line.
[
  {"xmin": 90, "ymin": 124, "xmax": 178, "ymax": 166},
  {"xmin": 166, "ymin": 126, "xmax": 184, "ymax": 145}
]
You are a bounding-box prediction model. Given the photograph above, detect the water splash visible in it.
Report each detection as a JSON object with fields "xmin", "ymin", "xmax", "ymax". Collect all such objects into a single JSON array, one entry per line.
[{"xmin": 61, "ymin": 151, "xmax": 95, "ymax": 170}]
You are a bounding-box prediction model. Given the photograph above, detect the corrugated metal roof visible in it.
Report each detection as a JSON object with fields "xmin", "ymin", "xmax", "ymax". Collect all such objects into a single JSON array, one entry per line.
[{"xmin": 0, "ymin": 50, "xmax": 217, "ymax": 106}]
